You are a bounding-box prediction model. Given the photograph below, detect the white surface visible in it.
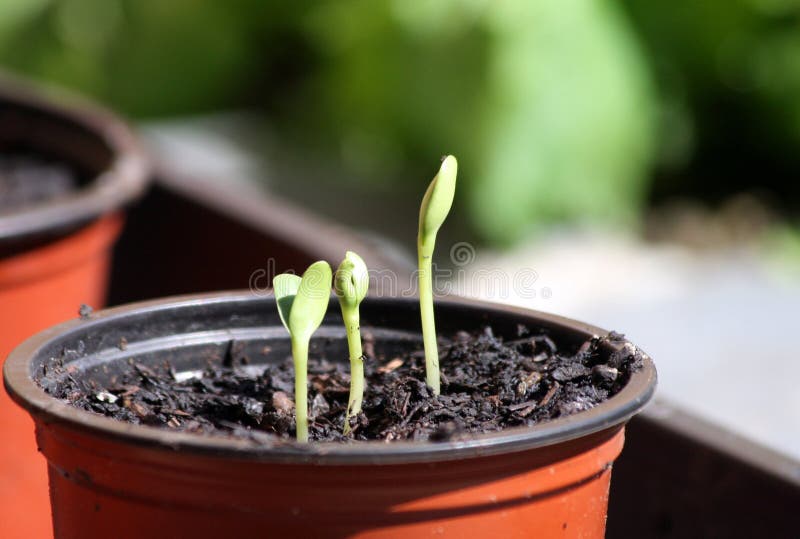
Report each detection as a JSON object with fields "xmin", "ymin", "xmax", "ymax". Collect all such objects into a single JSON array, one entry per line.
[
  {"xmin": 141, "ymin": 113, "xmax": 267, "ymax": 192},
  {"xmin": 461, "ymin": 231, "xmax": 800, "ymax": 459}
]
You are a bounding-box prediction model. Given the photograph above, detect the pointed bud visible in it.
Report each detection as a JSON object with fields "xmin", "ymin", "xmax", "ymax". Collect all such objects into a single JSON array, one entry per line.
[
  {"xmin": 335, "ymin": 251, "xmax": 369, "ymax": 309},
  {"xmin": 418, "ymin": 155, "xmax": 457, "ymax": 248}
]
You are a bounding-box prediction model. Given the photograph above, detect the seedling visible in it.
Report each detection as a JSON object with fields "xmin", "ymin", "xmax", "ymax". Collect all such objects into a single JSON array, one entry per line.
[
  {"xmin": 334, "ymin": 251, "xmax": 369, "ymax": 434},
  {"xmin": 274, "ymin": 261, "xmax": 332, "ymax": 442},
  {"xmin": 417, "ymin": 155, "xmax": 458, "ymax": 394}
]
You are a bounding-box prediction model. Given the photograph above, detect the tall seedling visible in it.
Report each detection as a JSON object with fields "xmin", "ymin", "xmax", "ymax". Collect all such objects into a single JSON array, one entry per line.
[{"xmin": 417, "ymin": 155, "xmax": 458, "ymax": 395}]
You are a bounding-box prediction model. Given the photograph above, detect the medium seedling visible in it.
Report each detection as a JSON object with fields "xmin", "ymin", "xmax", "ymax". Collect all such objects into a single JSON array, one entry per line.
[
  {"xmin": 334, "ymin": 251, "xmax": 369, "ymax": 434},
  {"xmin": 417, "ymin": 155, "xmax": 458, "ymax": 394},
  {"xmin": 274, "ymin": 261, "xmax": 332, "ymax": 442}
]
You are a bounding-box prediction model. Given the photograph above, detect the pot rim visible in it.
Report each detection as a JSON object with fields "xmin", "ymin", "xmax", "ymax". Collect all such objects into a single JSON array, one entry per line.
[
  {"xmin": 3, "ymin": 291, "xmax": 657, "ymax": 465},
  {"xmin": 0, "ymin": 72, "xmax": 149, "ymax": 241}
]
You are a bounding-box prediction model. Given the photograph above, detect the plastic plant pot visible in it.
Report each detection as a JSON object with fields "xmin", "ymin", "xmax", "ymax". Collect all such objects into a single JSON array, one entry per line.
[
  {"xmin": 4, "ymin": 292, "xmax": 656, "ymax": 539},
  {"xmin": 0, "ymin": 76, "xmax": 149, "ymax": 539}
]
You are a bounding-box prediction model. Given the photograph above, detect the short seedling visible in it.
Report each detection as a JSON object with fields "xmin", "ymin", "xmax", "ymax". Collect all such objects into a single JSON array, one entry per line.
[
  {"xmin": 274, "ymin": 261, "xmax": 332, "ymax": 442},
  {"xmin": 417, "ymin": 155, "xmax": 458, "ymax": 395},
  {"xmin": 334, "ymin": 251, "xmax": 369, "ymax": 434}
]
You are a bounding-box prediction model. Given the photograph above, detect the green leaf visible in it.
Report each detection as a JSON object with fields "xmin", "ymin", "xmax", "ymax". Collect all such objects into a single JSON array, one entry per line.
[
  {"xmin": 288, "ymin": 261, "xmax": 332, "ymax": 340},
  {"xmin": 418, "ymin": 155, "xmax": 458, "ymax": 248},
  {"xmin": 274, "ymin": 273, "xmax": 302, "ymax": 333},
  {"xmin": 335, "ymin": 250, "xmax": 369, "ymax": 309}
]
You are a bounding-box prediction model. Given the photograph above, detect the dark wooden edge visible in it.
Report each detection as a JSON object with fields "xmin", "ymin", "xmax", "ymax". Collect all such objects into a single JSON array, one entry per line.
[
  {"xmin": 608, "ymin": 399, "xmax": 800, "ymax": 537},
  {"xmin": 108, "ymin": 168, "xmax": 412, "ymax": 305}
]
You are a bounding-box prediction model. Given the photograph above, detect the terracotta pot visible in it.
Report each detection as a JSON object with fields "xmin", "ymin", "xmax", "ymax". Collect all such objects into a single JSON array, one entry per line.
[
  {"xmin": 0, "ymin": 75, "xmax": 148, "ymax": 539},
  {"xmin": 4, "ymin": 292, "xmax": 656, "ymax": 538}
]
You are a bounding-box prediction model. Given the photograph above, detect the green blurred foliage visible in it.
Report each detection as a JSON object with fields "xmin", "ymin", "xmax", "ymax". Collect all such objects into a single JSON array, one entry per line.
[
  {"xmin": 765, "ymin": 221, "xmax": 800, "ymax": 275},
  {"xmin": 621, "ymin": 0, "xmax": 800, "ymax": 209},
  {"xmin": 283, "ymin": 0, "xmax": 655, "ymax": 244},
  {"xmin": 472, "ymin": 1, "xmax": 653, "ymax": 242},
  {"xmin": 0, "ymin": 0, "xmax": 286, "ymax": 116},
  {"xmin": 0, "ymin": 0, "xmax": 656, "ymax": 245}
]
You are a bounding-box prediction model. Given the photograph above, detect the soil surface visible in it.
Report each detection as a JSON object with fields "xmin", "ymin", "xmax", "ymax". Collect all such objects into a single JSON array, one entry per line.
[
  {"xmin": 39, "ymin": 327, "xmax": 645, "ymax": 443},
  {"xmin": 0, "ymin": 156, "xmax": 77, "ymax": 212}
]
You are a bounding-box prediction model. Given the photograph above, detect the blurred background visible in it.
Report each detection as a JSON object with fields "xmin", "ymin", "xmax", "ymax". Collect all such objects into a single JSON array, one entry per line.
[{"xmin": 1, "ymin": 0, "xmax": 798, "ymax": 457}]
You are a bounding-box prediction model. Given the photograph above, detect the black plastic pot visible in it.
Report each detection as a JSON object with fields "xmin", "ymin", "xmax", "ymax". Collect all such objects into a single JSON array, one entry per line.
[{"xmin": 4, "ymin": 292, "xmax": 655, "ymax": 538}]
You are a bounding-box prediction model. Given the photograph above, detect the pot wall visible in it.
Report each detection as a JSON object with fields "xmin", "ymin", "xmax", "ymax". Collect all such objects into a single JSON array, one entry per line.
[{"xmin": 39, "ymin": 420, "xmax": 623, "ymax": 539}]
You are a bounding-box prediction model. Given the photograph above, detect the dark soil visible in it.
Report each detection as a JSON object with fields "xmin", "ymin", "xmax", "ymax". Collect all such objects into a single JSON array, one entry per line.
[
  {"xmin": 0, "ymin": 156, "xmax": 77, "ymax": 212},
  {"xmin": 39, "ymin": 327, "xmax": 645, "ymax": 443}
]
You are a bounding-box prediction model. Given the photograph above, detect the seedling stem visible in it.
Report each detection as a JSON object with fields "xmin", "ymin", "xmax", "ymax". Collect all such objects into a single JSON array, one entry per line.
[{"xmin": 417, "ymin": 155, "xmax": 458, "ymax": 395}]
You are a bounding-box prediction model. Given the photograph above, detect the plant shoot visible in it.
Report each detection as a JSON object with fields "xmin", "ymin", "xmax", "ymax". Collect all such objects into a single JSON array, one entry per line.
[
  {"xmin": 417, "ymin": 155, "xmax": 457, "ymax": 394},
  {"xmin": 274, "ymin": 261, "xmax": 332, "ymax": 442},
  {"xmin": 334, "ymin": 251, "xmax": 369, "ymax": 434}
]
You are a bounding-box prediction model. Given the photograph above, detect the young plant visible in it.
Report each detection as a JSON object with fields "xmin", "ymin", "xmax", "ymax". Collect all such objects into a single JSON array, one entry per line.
[
  {"xmin": 417, "ymin": 155, "xmax": 458, "ymax": 395},
  {"xmin": 334, "ymin": 251, "xmax": 369, "ymax": 434},
  {"xmin": 274, "ymin": 261, "xmax": 332, "ymax": 442}
]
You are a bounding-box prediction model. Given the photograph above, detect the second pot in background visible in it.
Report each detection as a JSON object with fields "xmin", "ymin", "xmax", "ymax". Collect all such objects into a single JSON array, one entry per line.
[{"xmin": 0, "ymin": 74, "xmax": 149, "ymax": 539}]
